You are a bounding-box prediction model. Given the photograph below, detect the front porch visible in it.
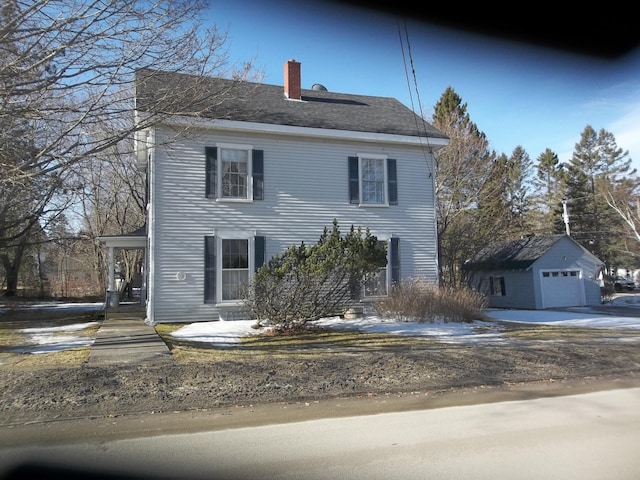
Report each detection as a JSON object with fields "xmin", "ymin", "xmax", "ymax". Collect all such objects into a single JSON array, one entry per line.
[{"xmin": 98, "ymin": 226, "xmax": 147, "ymax": 309}]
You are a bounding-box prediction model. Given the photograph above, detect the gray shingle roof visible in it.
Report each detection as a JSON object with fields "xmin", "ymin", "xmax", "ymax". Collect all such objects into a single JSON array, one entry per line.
[
  {"xmin": 135, "ymin": 69, "xmax": 448, "ymax": 140},
  {"xmin": 465, "ymin": 235, "xmax": 567, "ymax": 271}
]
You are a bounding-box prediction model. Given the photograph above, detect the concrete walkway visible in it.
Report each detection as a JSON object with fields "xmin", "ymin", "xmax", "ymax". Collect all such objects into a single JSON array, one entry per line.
[{"xmin": 87, "ymin": 304, "xmax": 172, "ymax": 366}]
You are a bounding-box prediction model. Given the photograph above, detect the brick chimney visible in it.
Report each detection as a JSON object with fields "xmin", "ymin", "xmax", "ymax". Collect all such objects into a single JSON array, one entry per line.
[{"xmin": 284, "ymin": 59, "xmax": 301, "ymax": 100}]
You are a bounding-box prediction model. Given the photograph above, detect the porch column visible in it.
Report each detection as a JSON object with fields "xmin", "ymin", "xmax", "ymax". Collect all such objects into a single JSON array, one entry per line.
[
  {"xmin": 107, "ymin": 246, "xmax": 119, "ymax": 307},
  {"xmin": 140, "ymin": 248, "xmax": 148, "ymax": 305}
]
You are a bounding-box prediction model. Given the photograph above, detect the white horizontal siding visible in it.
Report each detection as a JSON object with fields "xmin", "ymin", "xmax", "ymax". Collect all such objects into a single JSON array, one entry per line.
[{"xmin": 150, "ymin": 127, "xmax": 438, "ymax": 323}]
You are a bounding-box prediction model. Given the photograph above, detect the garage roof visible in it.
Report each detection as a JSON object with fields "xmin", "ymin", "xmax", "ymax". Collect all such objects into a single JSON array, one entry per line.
[{"xmin": 464, "ymin": 235, "xmax": 567, "ymax": 271}]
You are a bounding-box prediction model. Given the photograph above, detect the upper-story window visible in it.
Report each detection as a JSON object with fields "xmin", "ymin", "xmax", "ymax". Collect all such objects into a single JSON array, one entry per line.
[
  {"xmin": 349, "ymin": 155, "xmax": 397, "ymax": 206},
  {"xmin": 205, "ymin": 145, "xmax": 264, "ymax": 201},
  {"xmin": 221, "ymin": 148, "xmax": 249, "ymax": 198},
  {"xmin": 361, "ymin": 158, "xmax": 385, "ymax": 204}
]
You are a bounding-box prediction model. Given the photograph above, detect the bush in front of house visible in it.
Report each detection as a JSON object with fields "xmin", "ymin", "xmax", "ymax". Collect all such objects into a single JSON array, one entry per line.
[
  {"xmin": 244, "ymin": 219, "xmax": 387, "ymax": 332},
  {"xmin": 374, "ymin": 278, "xmax": 488, "ymax": 323}
]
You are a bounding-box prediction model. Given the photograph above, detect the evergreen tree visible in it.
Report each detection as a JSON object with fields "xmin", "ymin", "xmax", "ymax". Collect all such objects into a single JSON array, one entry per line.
[
  {"xmin": 564, "ymin": 125, "xmax": 633, "ymax": 268},
  {"xmin": 476, "ymin": 153, "xmax": 510, "ymax": 238},
  {"xmin": 505, "ymin": 146, "xmax": 533, "ymax": 237},
  {"xmin": 243, "ymin": 220, "xmax": 387, "ymax": 331},
  {"xmin": 531, "ymin": 148, "xmax": 566, "ymax": 234}
]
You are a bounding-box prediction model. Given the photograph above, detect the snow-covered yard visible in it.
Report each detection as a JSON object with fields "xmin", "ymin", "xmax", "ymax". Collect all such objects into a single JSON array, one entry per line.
[
  {"xmin": 3, "ymin": 295, "xmax": 640, "ymax": 353},
  {"xmin": 171, "ymin": 294, "xmax": 640, "ymax": 347}
]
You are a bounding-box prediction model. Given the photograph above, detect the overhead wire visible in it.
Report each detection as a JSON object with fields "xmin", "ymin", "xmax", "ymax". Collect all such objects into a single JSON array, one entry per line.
[{"xmin": 397, "ymin": 18, "xmax": 434, "ymax": 179}]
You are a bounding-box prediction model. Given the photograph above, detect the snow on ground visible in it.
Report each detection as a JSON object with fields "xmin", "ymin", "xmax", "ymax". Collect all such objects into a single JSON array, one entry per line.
[
  {"xmin": 12, "ymin": 322, "xmax": 100, "ymax": 354},
  {"xmin": 170, "ymin": 316, "xmax": 504, "ymax": 347},
  {"xmin": 3, "ymin": 294, "xmax": 640, "ymax": 352},
  {"xmin": 0, "ymin": 301, "xmax": 104, "ymax": 314},
  {"xmin": 171, "ymin": 293, "xmax": 640, "ymax": 347},
  {"xmin": 484, "ymin": 309, "xmax": 640, "ymax": 329},
  {"xmin": 0, "ymin": 302, "xmax": 103, "ymax": 354},
  {"xmin": 171, "ymin": 308, "xmax": 640, "ymax": 348}
]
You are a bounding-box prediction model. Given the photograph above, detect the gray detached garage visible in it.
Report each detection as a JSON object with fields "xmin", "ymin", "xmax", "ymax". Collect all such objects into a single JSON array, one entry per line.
[{"xmin": 465, "ymin": 234, "xmax": 604, "ymax": 309}]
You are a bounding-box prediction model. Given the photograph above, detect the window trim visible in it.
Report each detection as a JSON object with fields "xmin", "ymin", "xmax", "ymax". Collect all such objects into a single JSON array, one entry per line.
[{"xmin": 358, "ymin": 153, "xmax": 388, "ymax": 207}]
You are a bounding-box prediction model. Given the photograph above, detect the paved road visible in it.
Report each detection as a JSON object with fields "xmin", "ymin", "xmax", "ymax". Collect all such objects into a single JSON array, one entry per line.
[{"xmin": 2, "ymin": 387, "xmax": 639, "ymax": 480}]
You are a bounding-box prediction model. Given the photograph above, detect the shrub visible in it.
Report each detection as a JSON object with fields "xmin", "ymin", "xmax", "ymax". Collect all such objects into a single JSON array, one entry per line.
[
  {"xmin": 243, "ymin": 220, "xmax": 387, "ymax": 331},
  {"xmin": 374, "ymin": 278, "xmax": 488, "ymax": 323},
  {"xmin": 601, "ymin": 284, "xmax": 615, "ymax": 303}
]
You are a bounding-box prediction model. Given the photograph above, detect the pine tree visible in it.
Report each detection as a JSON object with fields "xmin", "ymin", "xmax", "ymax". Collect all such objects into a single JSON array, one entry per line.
[
  {"xmin": 564, "ymin": 125, "xmax": 633, "ymax": 268},
  {"xmin": 476, "ymin": 153, "xmax": 510, "ymax": 238},
  {"xmin": 505, "ymin": 146, "xmax": 533, "ymax": 237},
  {"xmin": 531, "ymin": 148, "xmax": 566, "ymax": 234}
]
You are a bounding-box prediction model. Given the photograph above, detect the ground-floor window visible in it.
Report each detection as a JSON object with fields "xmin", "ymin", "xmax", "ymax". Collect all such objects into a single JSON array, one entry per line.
[
  {"xmin": 221, "ymin": 239, "xmax": 249, "ymax": 301},
  {"xmin": 205, "ymin": 233, "xmax": 264, "ymax": 304},
  {"xmin": 363, "ymin": 240, "xmax": 389, "ymax": 298}
]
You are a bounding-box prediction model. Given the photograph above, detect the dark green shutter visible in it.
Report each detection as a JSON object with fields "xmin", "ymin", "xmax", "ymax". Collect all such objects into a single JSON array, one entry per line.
[
  {"xmin": 205, "ymin": 147, "xmax": 217, "ymax": 198},
  {"xmin": 253, "ymin": 150, "xmax": 264, "ymax": 200},
  {"xmin": 254, "ymin": 236, "xmax": 265, "ymax": 271},
  {"xmin": 348, "ymin": 156, "xmax": 359, "ymax": 204},
  {"xmin": 387, "ymin": 159, "xmax": 397, "ymax": 205},
  {"xmin": 390, "ymin": 237, "xmax": 400, "ymax": 286},
  {"xmin": 204, "ymin": 236, "xmax": 216, "ymax": 303}
]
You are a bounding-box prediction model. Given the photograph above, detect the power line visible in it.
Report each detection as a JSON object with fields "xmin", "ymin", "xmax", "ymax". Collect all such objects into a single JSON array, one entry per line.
[{"xmin": 397, "ymin": 19, "xmax": 433, "ymax": 178}]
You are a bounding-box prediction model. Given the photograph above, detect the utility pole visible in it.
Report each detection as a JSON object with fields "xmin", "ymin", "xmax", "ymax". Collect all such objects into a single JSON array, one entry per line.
[{"xmin": 562, "ymin": 199, "xmax": 571, "ymax": 235}]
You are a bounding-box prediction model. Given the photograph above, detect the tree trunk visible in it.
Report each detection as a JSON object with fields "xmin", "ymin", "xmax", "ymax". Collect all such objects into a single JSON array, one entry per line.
[
  {"xmin": 1, "ymin": 237, "xmax": 28, "ymax": 297},
  {"xmin": 1, "ymin": 257, "xmax": 20, "ymax": 297}
]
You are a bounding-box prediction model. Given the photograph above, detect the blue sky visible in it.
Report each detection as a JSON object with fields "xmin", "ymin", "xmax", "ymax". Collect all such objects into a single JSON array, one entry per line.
[{"xmin": 207, "ymin": 0, "xmax": 640, "ymax": 171}]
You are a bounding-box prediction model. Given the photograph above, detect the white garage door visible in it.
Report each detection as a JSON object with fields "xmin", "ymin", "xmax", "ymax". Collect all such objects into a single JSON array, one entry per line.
[{"xmin": 540, "ymin": 270, "xmax": 583, "ymax": 308}]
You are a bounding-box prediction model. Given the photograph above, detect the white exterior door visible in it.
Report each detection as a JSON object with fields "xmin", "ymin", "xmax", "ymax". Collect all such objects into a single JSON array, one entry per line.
[{"xmin": 540, "ymin": 270, "xmax": 584, "ymax": 308}]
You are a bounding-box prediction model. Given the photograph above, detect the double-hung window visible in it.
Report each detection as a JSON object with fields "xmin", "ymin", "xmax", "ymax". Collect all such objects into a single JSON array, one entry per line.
[
  {"xmin": 361, "ymin": 158, "xmax": 385, "ymax": 204},
  {"xmin": 349, "ymin": 155, "xmax": 397, "ymax": 206},
  {"xmin": 221, "ymin": 239, "xmax": 249, "ymax": 301},
  {"xmin": 204, "ymin": 234, "xmax": 266, "ymax": 304},
  {"xmin": 221, "ymin": 148, "xmax": 249, "ymax": 198},
  {"xmin": 205, "ymin": 145, "xmax": 264, "ymax": 201}
]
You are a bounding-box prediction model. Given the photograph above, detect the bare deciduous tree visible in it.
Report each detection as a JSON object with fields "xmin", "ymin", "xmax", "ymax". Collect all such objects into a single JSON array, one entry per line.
[
  {"xmin": 432, "ymin": 87, "xmax": 495, "ymax": 286},
  {"xmin": 1, "ymin": 0, "xmax": 260, "ymax": 295}
]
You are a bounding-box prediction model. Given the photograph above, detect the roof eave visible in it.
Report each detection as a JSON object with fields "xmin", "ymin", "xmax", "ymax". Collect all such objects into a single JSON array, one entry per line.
[{"xmin": 136, "ymin": 111, "xmax": 450, "ymax": 148}]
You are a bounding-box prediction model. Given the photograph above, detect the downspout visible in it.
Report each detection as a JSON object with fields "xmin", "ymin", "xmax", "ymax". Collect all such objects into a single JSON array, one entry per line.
[{"xmin": 146, "ymin": 127, "xmax": 156, "ymax": 324}]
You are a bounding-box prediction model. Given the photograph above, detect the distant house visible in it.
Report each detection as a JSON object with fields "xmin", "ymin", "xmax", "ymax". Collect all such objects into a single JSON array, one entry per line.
[
  {"xmin": 465, "ymin": 234, "xmax": 604, "ymax": 309},
  {"xmin": 103, "ymin": 60, "xmax": 449, "ymax": 323}
]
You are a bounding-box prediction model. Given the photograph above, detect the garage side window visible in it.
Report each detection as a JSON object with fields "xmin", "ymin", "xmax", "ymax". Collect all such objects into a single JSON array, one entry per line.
[{"xmin": 489, "ymin": 276, "xmax": 506, "ymax": 296}]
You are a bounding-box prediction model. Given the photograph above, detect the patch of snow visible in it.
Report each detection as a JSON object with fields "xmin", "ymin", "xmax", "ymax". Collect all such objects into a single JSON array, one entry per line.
[
  {"xmin": 19, "ymin": 322, "xmax": 99, "ymax": 334},
  {"xmin": 5, "ymin": 297, "xmax": 640, "ymax": 354}
]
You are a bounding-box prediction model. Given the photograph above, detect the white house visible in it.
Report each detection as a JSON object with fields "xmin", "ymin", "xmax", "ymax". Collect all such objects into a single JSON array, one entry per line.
[
  {"xmin": 465, "ymin": 234, "xmax": 604, "ymax": 309},
  {"xmin": 111, "ymin": 60, "xmax": 449, "ymax": 323}
]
